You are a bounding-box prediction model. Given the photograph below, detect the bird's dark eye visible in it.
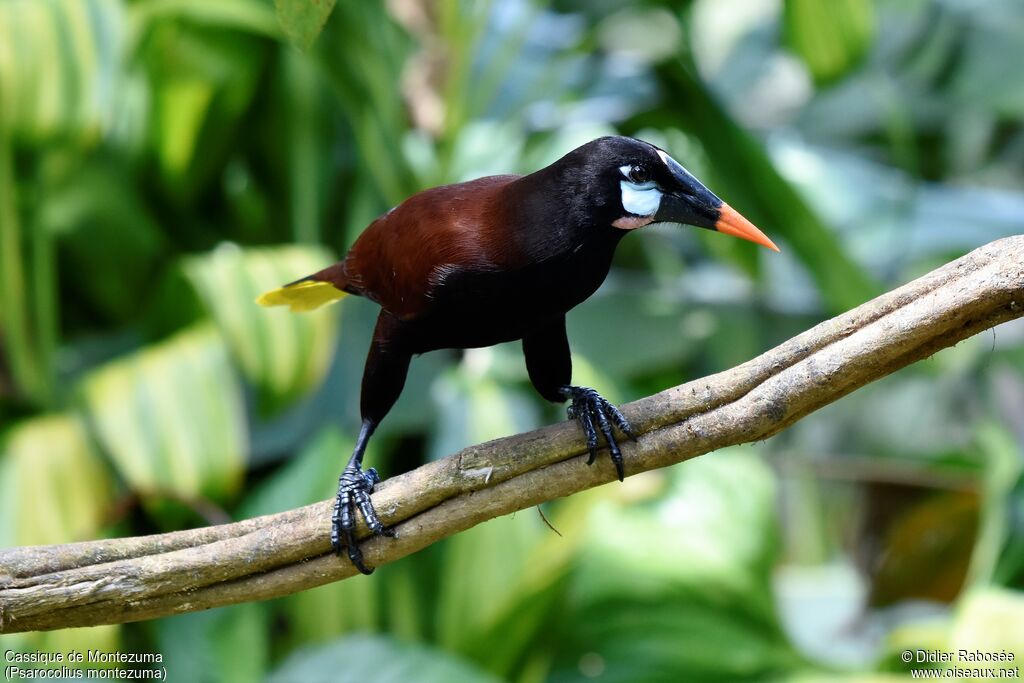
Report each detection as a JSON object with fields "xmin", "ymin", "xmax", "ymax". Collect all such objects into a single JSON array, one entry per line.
[{"xmin": 628, "ymin": 165, "xmax": 649, "ymax": 184}]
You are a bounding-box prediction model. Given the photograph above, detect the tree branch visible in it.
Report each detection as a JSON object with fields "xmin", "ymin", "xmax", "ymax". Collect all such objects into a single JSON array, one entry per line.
[{"xmin": 2, "ymin": 236, "xmax": 1023, "ymax": 633}]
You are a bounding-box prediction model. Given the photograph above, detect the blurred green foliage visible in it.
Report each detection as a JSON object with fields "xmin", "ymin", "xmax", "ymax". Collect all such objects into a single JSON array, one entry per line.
[{"xmin": 2, "ymin": 0, "xmax": 1024, "ymax": 680}]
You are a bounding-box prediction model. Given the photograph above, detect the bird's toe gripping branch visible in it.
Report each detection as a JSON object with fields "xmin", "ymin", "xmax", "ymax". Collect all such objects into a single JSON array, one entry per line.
[
  {"xmin": 560, "ymin": 385, "xmax": 636, "ymax": 481},
  {"xmin": 331, "ymin": 462, "xmax": 395, "ymax": 575}
]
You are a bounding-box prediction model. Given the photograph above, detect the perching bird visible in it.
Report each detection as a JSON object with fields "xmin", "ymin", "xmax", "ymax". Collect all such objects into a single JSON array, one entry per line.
[{"xmin": 258, "ymin": 136, "xmax": 778, "ymax": 574}]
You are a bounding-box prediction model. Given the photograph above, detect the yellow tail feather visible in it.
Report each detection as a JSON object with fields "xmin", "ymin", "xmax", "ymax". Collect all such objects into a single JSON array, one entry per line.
[{"xmin": 256, "ymin": 280, "xmax": 347, "ymax": 312}]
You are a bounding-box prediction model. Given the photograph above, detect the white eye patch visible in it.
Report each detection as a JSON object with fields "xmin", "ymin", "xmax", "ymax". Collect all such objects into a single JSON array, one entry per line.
[
  {"xmin": 619, "ymin": 181, "xmax": 662, "ymax": 216},
  {"xmin": 617, "ymin": 165, "xmax": 662, "ymax": 216}
]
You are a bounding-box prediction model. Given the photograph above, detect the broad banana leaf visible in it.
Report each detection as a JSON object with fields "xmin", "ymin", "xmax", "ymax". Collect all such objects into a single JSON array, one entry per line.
[
  {"xmin": 81, "ymin": 324, "xmax": 247, "ymax": 508},
  {"xmin": 183, "ymin": 243, "xmax": 340, "ymax": 413}
]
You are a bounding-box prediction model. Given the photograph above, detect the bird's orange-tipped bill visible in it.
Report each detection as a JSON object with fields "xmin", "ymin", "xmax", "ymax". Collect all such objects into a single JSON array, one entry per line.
[{"xmin": 715, "ymin": 204, "xmax": 780, "ymax": 252}]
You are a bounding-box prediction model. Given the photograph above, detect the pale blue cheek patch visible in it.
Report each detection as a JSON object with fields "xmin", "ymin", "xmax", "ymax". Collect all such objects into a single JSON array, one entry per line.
[{"xmin": 619, "ymin": 180, "xmax": 662, "ymax": 216}]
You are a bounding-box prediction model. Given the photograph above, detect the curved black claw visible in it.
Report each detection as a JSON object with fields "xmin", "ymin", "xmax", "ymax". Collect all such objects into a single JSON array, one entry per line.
[
  {"xmin": 331, "ymin": 462, "xmax": 395, "ymax": 575},
  {"xmin": 561, "ymin": 385, "xmax": 636, "ymax": 482}
]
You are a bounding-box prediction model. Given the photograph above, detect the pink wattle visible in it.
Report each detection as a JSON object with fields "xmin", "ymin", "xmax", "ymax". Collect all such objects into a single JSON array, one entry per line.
[{"xmin": 612, "ymin": 215, "xmax": 654, "ymax": 230}]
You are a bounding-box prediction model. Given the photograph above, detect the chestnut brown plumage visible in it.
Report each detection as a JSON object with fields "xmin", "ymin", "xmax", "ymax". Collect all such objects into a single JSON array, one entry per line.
[{"xmin": 258, "ymin": 136, "xmax": 778, "ymax": 573}]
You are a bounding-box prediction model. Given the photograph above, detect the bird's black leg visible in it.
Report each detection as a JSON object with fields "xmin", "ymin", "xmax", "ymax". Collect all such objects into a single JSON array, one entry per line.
[
  {"xmin": 560, "ymin": 385, "xmax": 636, "ymax": 481},
  {"xmin": 333, "ymin": 311, "xmax": 412, "ymax": 574},
  {"xmin": 522, "ymin": 317, "xmax": 636, "ymax": 481},
  {"xmin": 332, "ymin": 418, "xmax": 396, "ymax": 574}
]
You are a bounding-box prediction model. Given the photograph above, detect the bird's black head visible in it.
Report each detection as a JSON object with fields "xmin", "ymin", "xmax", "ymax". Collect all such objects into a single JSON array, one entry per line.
[{"xmin": 552, "ymin": 136, "xmax": 778, "ymax": 251}]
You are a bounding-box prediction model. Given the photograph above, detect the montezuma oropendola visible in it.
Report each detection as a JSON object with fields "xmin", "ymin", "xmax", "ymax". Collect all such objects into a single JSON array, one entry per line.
[{"xmin": 258, "ymin": 135, "xmax": 778, "ymax": 574}]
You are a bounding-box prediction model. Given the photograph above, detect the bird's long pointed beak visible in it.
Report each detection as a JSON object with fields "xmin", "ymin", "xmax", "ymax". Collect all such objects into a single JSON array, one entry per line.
[
  {"xmin": 715, "ymin": 204, "xmax": 780, "ymax": 252},
  {"xmin": 652, "ymin": 149, "xmax": 780, "ymax": 253}
]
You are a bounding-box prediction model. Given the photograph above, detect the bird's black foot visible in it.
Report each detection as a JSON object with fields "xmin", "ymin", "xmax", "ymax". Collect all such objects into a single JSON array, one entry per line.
[
  {"xmin": 560, "ymin": 385, "xmax": 636, "ymax": 481},
  {"xmin": 331, "ymin": 460, "xmax": 395, "ymax": 575}
]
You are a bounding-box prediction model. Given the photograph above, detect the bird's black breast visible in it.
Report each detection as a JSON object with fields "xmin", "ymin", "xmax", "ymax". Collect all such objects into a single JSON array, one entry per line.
[{"xmin": 401, "ymin": 235, "xmax": 621, "ymax": 353}]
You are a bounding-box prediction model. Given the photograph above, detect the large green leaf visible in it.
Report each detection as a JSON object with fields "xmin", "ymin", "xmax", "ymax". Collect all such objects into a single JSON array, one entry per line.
[
  {"xmin": 784, "ymin": 0, "xmax": 874, "ymax": 85},
  {"xmin": 547, "ymin": 449, "xmax": 810, "ymax": 682},
  {"xmin": 0, "ymin": 128, "xmax": 52, "ymax": 406},
  {"xmin": 435, "ymin": 508, "xmax": 578, "ymax": 678},
  {"xmin": 267, "ymin": 635, "xmax": 502, "ymax": 683},
  {"xmin": 80, "ymin": 324, "xmax": 247, "ymax": 509},
  {"xmin": 0, "ymin": 0, "xmax": 128, "ymax": 407},
  {"xmin": 155, "ymin": 77, "xmax": 215, "ymax": 177},
  {"xmin": 0, "ymin": 0, "xmax": 127, "ymax": 141},
  {"xmin": 183, "ymin": 243, "xmax": 340, "ymax": 413},
  {"xmin": 0, "ymin": 414, "xmax": 121, "ymax": 663},
  {"xmin": 0, "ymin": 413, "xmax": 115, "ymax": 547}
]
